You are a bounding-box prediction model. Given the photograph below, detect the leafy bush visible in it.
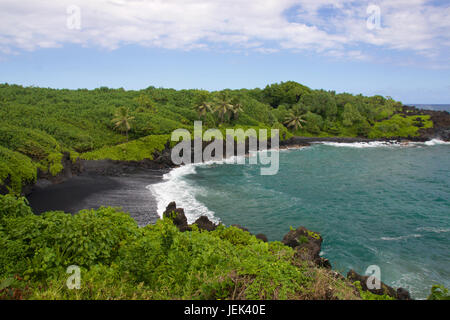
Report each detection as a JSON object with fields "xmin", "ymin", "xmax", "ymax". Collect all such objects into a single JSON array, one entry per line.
[
  {"xmin": 0, "ymin": 194, "xmax": 358, "ymax": 300},
  {"xmin": 81, "ymin": 135, "xmax": 170, "ymax": 161},
  {"xmin": 353, "ymin": 281, "xmax": 395, "ymax": 300},
  {"xmin": 0, "ymin": 146, "xmax": 37, "ymax": 194},
  {"xmin": 368, "ymin": 115, "xmax": 432, "ymax": 138},
  {"xmin": 427, "ymin": 285, "xmax": 450, "ymax": 300},
  {"xmin": 0, "ymin": 204, "xmax": 139, "ymax": 279}
]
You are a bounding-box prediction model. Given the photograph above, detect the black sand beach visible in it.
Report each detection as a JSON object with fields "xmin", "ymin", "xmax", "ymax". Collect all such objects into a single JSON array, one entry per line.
[{"xmin": 27, "ymin": 169, "xmax": 166, "ymax": 226}]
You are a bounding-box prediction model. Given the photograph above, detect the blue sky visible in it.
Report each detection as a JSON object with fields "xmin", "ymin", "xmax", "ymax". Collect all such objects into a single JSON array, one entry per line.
[{"xmin": 0, "ymin": 0, "xmax": 449, "ymax": 103}]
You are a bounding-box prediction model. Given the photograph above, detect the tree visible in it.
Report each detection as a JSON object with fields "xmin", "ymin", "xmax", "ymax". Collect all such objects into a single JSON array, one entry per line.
[
  {"xmin": 230, "ymin": 99, "xmax": 243, "ymax": 121},
  {"xmin": 263, "ymin": 81, "xmax": 311, "ymax": 108},
  {"xmin": 195, "ymin": 101, "xmax": 213, "ymax": 119},
  {"xmin": 283, "ymin": 109, "xmax": 307, "ymax": 131},
  {"xmin": 342, "ymin": 103, "xmax": 363, "ymax": 127},
  {"xmin": 304, "ymin": 111, "xmax": 323, "ymax": 134},
  {"xmin": 214, "ymin": 93, "xmax": 234, "ymax": 124},
  {"xmin": 135, "ymin": 94, "xmax": 155, "ymax": 112},
  {"xmin": 112, "ymin": 107, "xmax": 134, "ymax": 141}
]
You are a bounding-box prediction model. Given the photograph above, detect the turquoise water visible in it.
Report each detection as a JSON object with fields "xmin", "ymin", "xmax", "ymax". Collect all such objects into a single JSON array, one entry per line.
[{"xmin": 156, "ymin": 141, "xmax": 450, "ymax": 299}]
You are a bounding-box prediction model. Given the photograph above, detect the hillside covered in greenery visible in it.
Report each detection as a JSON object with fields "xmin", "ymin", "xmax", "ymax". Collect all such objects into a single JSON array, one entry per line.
[
  {"xmin": 0, "ymin": 83, "xmax": 447, "ymax": 301},
  {"xmin": 0, "ymin": 81, "xmax": 433, "ymax": 194}
]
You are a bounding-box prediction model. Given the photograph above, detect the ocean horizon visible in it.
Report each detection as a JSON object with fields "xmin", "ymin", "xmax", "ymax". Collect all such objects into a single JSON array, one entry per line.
[{"xmin": 407, "ymin": 104, "xmax": 450, "ymax": 112}]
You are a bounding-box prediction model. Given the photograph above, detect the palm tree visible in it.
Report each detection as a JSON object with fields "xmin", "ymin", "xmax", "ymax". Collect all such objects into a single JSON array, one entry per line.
[
  {"xmin": 283, "ymin": 109, "xmax": 307, "ymax": 131},
  {"xmin": 195, "ymin": 101, "xmax": 213, "ymax": 119},
  {"xmin": 230, "ymin": 101, "xmax": 243, "ymax": 121},
  {"xmin": 112, "ymin": 107, "xmax": 134, "ymax": 141},
  {"xmin": 214, "ymin": 94, "xmax": 234, "ymax": 124}
]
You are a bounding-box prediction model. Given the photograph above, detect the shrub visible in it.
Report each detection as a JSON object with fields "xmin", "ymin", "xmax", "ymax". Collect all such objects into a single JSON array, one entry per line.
[
  {"xmin": 0, "ymin": 146, "xmax": 37, "ymax": 194},
  {"xmin": 427, "ymin": 285, "xmax": 450, "ymax": 300},
  {"xmin": 81, "ymin": 135, "xmax": 170, "ymax": 161}
]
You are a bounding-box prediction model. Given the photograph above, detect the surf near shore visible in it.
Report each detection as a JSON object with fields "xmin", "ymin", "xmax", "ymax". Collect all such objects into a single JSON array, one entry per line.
[{"xmin": 25, "ymin": 134, "xmax": 449, "ymax": 226}]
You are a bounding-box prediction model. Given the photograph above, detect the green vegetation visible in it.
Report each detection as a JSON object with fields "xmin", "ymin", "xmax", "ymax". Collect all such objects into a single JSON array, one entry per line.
[
  {"xmin": 0, "ymin": 147, "xmax": 37, "ymax": 195},
  {"xmin": 427, "ymin": 285, "xmax": 450, "ymax": 300},
  {"xmin": 368, "ymin": 115, "xmax": 433, "ymax": 139},
  {"xmin": 283, "ymin": 108, "xmax": 308, "ymax": 131},
  {"xmin": 352, "ymin": 281, "xmax": 395, "ymax": 300},
  {"xmin": 81, "ymin": 134, "xmax": 170, "ymax": 161},
  {"xmin": 0, "ymin": 81, "xmax": 429, "ymax": 194},
  {"xmin": 0, "ymin": 194, "xmax": 359, "ymax": 300},
  {"xmin": 112, "ymin": 107, "xmax": 135, "ymax": 141},
  {"xmin": 307, "ymin": 230, "xmax": 320, "ymax": 240}
]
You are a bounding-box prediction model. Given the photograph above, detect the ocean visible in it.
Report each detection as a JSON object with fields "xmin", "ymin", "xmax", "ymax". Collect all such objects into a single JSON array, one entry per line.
[
  {"xmin": 407, "ymin": 104, "xmax": 450, "ymax": 112},
  {"xmin": 150, "ymin": 139, "xmax": 450, "ymax": 299}
]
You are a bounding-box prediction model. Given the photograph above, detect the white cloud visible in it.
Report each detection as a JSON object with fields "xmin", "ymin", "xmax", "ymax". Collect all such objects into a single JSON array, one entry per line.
[{"xmin": 0, "ymin": 0, "xmax": 448, "ymax": 66}]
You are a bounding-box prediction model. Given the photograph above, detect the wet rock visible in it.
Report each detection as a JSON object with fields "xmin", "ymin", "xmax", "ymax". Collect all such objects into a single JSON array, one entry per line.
[
  {"xmin": 346, "ymin": 269, "xmax": 412, "ymax": 300},
  {"xmin": 255, "ymin": 233, "xmax": 268, "ymax": 242},
  {"xmin": 396, "ymin": 287, "xmax": 412, "ymax": 301},
  {"xmin": 194, "ymin": 216, "xmax": 217, "ymax": 231},
  {"xmin": 282, "ymin": 226, "xmax": 324, "ymax": 266},
  {"xmin": 318, "ymin": 257, "xmax": 332, "ymax": 269},
  {"xmin": 164, "ymin": 201, "xmax": 177, "ymax": 214},
  {"xmin": 163, "ymin": 202, "xmax": 190, "ymax": 232}
]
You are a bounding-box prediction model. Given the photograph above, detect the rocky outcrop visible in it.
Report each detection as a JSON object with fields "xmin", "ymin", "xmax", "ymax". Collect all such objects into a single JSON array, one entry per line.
[
  {"xmin": 255, "ymin": 233, "xmax": 268, "ymax": 242},
  {"xmin": 162, "ymin": 202, "xmax": 219, "ymax": 232},
  {"xmin": 347, "ymin": 269, "xmax": 412, "ymax": 300},
  {"xmin": 400, "ymin": 105, "xmax": 450, "ymax": 141},
  {"xmin": 161, "ymin": 203, "xmax": 271, "ymax": 242},
  {"xmin": 194, "ymin": 216, "xmax": 217, "ymax": 232},
  {"xmin": 282, "ymin": 226, "xmax": 331, "ymax": 269},
  {"xmin": 163, "ymin": 201, "xmax": 191, "ymax": 232}
]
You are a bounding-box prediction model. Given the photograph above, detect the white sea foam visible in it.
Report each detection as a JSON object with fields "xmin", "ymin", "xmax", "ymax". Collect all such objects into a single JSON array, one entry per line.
[
  {"xmin": 147, "ymin": 154, "xmax": 254, "ymax": 224},
  {"xmin": 380, "ymin": 234, "xmax": 423, "ymax": 241},
  {"xmin": 318, "ymin": 141, "xmax": 401, "ymax": 148},
  {"xmin": 415, "ymin": 227, "xmax": 450, "ymax": 233},
  {"xmin": 147, "ymin": 164, "xmax": 218, "ymax": 224},
  {"xmin": 318, "ymin": 139, "xmax": 450, "ymax": 148},
  {"xmin": 422, "ymin": 139, "xmax": 450, "ymax": 146}
]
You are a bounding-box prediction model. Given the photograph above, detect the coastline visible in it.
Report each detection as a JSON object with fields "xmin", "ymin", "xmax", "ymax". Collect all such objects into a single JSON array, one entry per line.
[
  {"xmin": 26, "ymin": 136, "xmax": 449, "ymax": 225},
  {"xmin": 23, "ymin": 136, "xmax": 449, "ymax": 299}
]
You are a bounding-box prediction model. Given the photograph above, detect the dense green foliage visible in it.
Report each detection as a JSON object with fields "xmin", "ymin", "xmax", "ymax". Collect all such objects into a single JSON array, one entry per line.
[
  {"xmin": 368, "ymin": 115, "xmax": 433, "ymax": 139},
  {"xmin": 0, "ymin": 147, "xmax": 37, "ymax": 195},
  {"xmin": 0, "ymin": 82, "xmax": 431, "ymax": 193},
  {"xmin": 81, "ymin": 134, "xmax": 171, "ymax": 161},
  {"xmin": 0, "ymin": 195, "xmax": 359, "ymax": 300},
  {"xmin": 352, "ymin": 281, "xmax": 395, "ymax": 300},
  {"xmin": 427, "ymin": 285, "xmax": 450, "ymax": 300}
]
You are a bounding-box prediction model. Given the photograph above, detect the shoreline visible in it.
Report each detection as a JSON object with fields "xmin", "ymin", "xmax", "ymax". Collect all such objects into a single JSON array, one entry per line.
[
  {"xmin": 27, "ymin": 169, "xmax": 168, "ymax": 226},
  {"xmin": 26, "ymin": 137, "xmax": 449, "ymax": 225},
  {"xmin": 24, "ymin": 137, "xmax": 449, "ymax": 299}
]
